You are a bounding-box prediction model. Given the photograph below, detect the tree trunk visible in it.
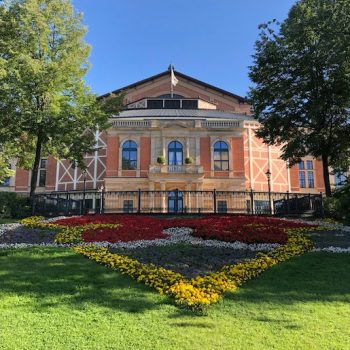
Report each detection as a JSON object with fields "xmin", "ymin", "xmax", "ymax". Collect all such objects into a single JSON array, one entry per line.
[
  {"xmin": 29, "ymin": 131, "xmax": 43, "ymax": 202},
  {"xmin": 321, "ymin": 153, "xmax": 332, "ymax": 197}
]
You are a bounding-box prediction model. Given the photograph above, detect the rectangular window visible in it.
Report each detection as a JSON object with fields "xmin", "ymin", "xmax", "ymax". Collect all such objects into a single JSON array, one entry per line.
[
  {"xmin": 147, "ymin": 99, "xmax": 163, "ymax": 109},
  {"xmin": 123, "ymin": 200, "xmax": 134, "ymax": 213},
  {"xmin": 221, "ymin": 161, "xmax": 229, "ymax": 171},
  {"xmin": 38, "ymin": 159, "xmax": 47, "ymax": 187},
  {"xmin": 122, "ymin": 152, "xmax": 137, "ymax": 170},
  {"xmin": 164, "ymin": 99, "xmax": 180, "ymax": 109},
  {"xmin": 213, "ymin": 151, "xmax": 221, "ymax": 161},
  {"xmin": 306, "ymin": 160, "xmax": 313, "ymax": 170},
  {"xmin": 214, "ymin": 161, "xmax": 229, "ymax": 171},
  {"xmin": 182, "ymin": 100, "xmax": 198, "ymax": 109},
  {"xmin": 307, "ymin": 171, "xmax": 314, "ymax": 188},
  {"xmin": 299, "ymin": 171, "xmax": 306, "ymax": 188},
  {"xmin": 298, "ymin": 161, "xmax": 305, "ymax": 170},
  {"xmin": 217, "ymin": 200, "xmax": 227, "ymax": 213}
]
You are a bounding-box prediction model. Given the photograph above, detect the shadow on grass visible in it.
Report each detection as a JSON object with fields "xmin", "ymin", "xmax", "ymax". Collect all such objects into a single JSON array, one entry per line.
[
  {"xmin": 1, "ymin": 249, "xmax": 349, "ymax": 317},
  {"xmin": 224, "ymin": 252, "xmax": 350, "ymax": 306},
  {"xmin": 0, "ymin": 248, "xmax": 169, "ymax": 314}
]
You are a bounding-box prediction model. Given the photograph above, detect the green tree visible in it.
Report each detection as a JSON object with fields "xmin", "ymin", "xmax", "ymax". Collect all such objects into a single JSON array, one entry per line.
[
  {"xmin": 0, "ymin": 0, "xmax": 122, "ymax": 198},
  {"xmin": 249, "ymin": 0, "xmax": 350, "ymax": 197}
]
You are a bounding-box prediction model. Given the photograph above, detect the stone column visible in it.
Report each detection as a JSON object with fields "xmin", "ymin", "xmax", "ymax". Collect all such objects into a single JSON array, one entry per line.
[
  {"xmin": 160, "ymin": 182, "xmax": 166, "ymax": 213},
  {"xmin": 149, "ymin": 181, "xmax": 155, "ymax": 212},
  {"xmin": 162, "ymin": 137, "xmax": 166, "ymax": 158},
  {"xmin": 186, "ymin": 137, "xmax": 190, "ymax": 158},
  {"xmin": 186, "ymin": 183, "xmax": 192, "ymax": 212}
]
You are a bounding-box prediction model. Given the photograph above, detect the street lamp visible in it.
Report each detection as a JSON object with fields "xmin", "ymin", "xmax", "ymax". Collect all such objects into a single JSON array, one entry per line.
[
  {"xmin": 98, "ymin": 185, "xmax": 104, "ymax": 214},
  {"xmin": 265, "ymin": 169, "xmax": 272, "ymax": 214},
  {"xmin": 82, "ymin": 169, "xmax": 87, "ymax": 214}
]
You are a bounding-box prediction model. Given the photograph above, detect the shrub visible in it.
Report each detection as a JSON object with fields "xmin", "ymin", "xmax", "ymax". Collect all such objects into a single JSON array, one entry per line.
[
  {"xmin": 324, "ymin": 180, "xmax": 350, "ymax": 222},
  {"xmin": 0, "ymin": 192, "xmax": 31, "ymax": 218},
  {"xmin": 156, "ymin": 156, "xmax": 166, "ymax": 164}
]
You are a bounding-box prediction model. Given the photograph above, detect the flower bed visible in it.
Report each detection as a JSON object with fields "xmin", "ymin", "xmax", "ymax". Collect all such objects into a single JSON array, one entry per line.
[
  {"xmin": 165, "ymin": 216, "xmax": 316, "ymax": 244},
  {"xmin": 18, "ymin": 215, "xmax": 320, "ymax": 310},
  {"xmin": 52, "ymin": 215, "xmax": 167, "ymax": 243},
  {"xmin": 75, "ymin": 230, "xmax": 314, "ymax": 310},
  {"xmin": 50, "ymin": 215, "xmax": 317, "ymax": 244}
]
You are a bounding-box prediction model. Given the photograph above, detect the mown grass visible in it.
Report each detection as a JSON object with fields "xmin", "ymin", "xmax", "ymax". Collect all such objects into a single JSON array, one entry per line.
[
  {"xmin": 0, "ymin": 218, "xmax": 18, "ymax": 224},
  {"xmin": 0, "ymin": 248, "xmax": 349, "ymax": 350}
]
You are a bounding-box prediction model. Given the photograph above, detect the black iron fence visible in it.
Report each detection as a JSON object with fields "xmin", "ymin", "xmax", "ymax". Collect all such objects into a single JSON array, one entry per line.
[{"xmin": 32, "ymin": 189, "xmax": 324, "ymax": 217}]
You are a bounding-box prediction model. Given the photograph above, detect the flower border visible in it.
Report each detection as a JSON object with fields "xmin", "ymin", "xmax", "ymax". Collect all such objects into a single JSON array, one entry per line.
[
  {"xmin": 18, "ymin": 216, "xmax": 317, "ymax": 310},
  {"xmin": 73, "ymin": 228, "xmax": 314, "ymax": 310}
]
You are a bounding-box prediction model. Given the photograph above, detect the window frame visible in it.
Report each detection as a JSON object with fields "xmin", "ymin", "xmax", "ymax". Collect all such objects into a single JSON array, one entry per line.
[
  {"xmin": 217, "ymin": 200, "xmax": 228, "ymax": 214},
  {"xmin": 168, "ymin": 141, "xmax": 183, "ymax": 166},
  {"xmin": 38, "ymin": 158, "xmax": 47, "ymax": 187},
  {"xmin": 123, "ymin": 200, "xmax": 134, "ymax": 213},
  {"xmin": 122, "ymin": 140, "xmax": 138, "ymax": 170},
  {"xmin": 298, "ymin": 160, "xmax": 315, "ymax": 189},
  {"xmin": 307, "ymin": 171, "xmax": 314, "ymax": 188},
  {"xmin": 299, "ymin": 171, "xmax": 306, "ymax": 188},
  {"xmin": 213, "ymin": 141, "xmax": 229, "ymax": 171}
]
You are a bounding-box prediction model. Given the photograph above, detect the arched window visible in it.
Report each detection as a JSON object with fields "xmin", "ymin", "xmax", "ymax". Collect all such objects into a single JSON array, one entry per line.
[
  {"xmin": 213, "ymin": 141, "xmax": 229, "ymax": 171},
  {"xmin": 168, "ymin": 141, "xmax": 183, "ymax": 165},
  {"xmin": 122, "ymin": 140, "xmax": 137, "ymax": 170}
]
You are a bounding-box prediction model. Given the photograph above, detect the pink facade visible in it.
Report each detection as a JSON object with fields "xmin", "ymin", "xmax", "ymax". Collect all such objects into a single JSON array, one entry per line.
[{"xmin": 2, "ymin": 69, "xmax": 325, "ymax": 195}]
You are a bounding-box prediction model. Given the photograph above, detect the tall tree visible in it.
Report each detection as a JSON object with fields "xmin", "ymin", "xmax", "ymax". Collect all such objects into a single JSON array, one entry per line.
[
  {"xmin": 0, "ymin": 0, "xmax": 122, "ymax": 198},
  {"xmin": 249, "ymin": 0, "xmax": 350, "ymax": 197}
]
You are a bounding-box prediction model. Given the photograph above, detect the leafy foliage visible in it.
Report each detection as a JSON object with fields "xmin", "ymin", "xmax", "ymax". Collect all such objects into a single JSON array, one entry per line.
[
  {"xmin": 0, "ymin": 0, "xmax": 122, "ymax": 195},
  {"xmin": 324, "ymin": 178, "xmax": 350, "ymax": 222},
  {"xmin": 0, "ymin": 192, "xmax": 30, "ymax": 218},
  {"xmin": 249, "ymin": 0, "xmax": 350, "ymax": 196}
]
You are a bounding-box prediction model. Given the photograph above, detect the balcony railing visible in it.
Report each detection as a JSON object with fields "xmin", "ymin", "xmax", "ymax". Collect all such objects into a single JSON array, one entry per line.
[{"xmin": 149, "ymin": 164, "xmax": 204, "ymax": 174}]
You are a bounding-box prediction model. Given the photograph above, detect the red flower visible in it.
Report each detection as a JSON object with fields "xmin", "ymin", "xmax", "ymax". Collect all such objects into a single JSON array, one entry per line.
[{"xmin": 52, "ymin": 215, "xmax": 315, "ymax": 244}]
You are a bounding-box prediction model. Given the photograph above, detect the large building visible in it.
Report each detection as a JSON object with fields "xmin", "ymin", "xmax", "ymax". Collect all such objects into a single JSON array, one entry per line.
[{"xmin": 1, "ymin": 68, "xmax": 331, "ymax": 212}]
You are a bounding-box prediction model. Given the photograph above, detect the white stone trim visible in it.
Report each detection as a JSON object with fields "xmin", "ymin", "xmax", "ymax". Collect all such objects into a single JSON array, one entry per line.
[
  {"xmin": 119, "ymin": 137, "xmax": 140, "ymax": 176},
  {"xmin": 210, "ymin": 137, "xmax": 232, "ymax": 176},
  {"xmin": 248, "ymin": 128, "xmax": 253, "ymax": 189}
]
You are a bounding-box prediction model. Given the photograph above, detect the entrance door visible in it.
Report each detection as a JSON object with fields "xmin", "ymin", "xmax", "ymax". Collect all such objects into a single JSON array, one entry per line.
[{"xmin": 168, "ymin": 190, "xmax": 183, "ymax": 213}]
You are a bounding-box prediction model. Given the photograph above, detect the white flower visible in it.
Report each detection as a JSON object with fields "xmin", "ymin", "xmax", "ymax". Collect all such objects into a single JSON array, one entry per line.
[{"xmin": 313, "ymin": 246, "xmax": 350, "ymax": 253}]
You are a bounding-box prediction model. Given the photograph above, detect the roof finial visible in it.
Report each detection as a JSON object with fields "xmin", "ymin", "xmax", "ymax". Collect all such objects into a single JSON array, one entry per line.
[{"xmin": 167, "ymin": 64, "xmax": 172, "ymax": 71}]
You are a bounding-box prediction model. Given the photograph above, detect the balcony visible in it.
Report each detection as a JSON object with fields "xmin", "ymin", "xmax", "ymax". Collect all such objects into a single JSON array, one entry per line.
[{"xmin": 149, "ymin": 164, "xmax": 204, "ymax": 174}]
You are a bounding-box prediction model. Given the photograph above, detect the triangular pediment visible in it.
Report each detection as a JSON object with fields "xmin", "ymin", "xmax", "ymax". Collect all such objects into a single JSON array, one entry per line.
[{"xmin": 100, "ymin": 68, "xmax": 251, "ymax": 114}]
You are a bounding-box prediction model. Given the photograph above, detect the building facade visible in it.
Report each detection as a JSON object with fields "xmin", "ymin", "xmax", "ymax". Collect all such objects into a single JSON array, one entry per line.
[{"xmin": 1, "ymin": 68, "xmax": 329, "ymax": 210}]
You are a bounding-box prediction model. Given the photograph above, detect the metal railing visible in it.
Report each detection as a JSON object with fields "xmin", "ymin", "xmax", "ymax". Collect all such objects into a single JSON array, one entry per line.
[
  {"xmin": 32, "ymin": 189, "xmax": 324, "ymax": 217},
  {"xmin": 149, "ymin": 164, "xmax": 204, "ymax": 174}
]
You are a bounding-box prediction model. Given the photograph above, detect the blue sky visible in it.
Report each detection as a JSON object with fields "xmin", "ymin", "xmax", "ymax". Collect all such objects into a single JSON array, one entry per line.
[{"xmin": 72, "ymin": 0, "xmax": 296, "ymax": 98}]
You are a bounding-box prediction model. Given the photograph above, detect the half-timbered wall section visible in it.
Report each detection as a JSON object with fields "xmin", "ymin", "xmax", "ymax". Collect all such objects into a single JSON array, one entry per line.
[{"xmin": 55, "ymin": 131, "xmax": 107, "ymax": 191}]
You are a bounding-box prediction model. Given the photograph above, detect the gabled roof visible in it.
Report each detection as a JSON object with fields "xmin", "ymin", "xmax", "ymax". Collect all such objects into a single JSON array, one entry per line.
[{"xmin": 99, "ymin": 68, "xmax": 249, "ymax": 103}]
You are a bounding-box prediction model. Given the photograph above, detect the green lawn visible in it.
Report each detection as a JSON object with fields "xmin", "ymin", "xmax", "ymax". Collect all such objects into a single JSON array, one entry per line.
[
  {"xmin": 0, "ymin": 218, "xmax": 18, "ymax": 224},
  {"xmin": 0, "ymin": 248, "xmax": 349, "ymax": 350}
]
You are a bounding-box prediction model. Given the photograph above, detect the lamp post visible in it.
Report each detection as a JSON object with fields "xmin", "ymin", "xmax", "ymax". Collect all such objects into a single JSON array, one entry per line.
[
  {"xmin": 82, "ymin": 169, "xmax": 87, "ymax": 214},
  {"xmin": 265, "ymin": 169, "xmax": 272, "ymax": 215},
  {"xmin": 98, "ymin": 185, "xmax": 104, "ymax": 214}
]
